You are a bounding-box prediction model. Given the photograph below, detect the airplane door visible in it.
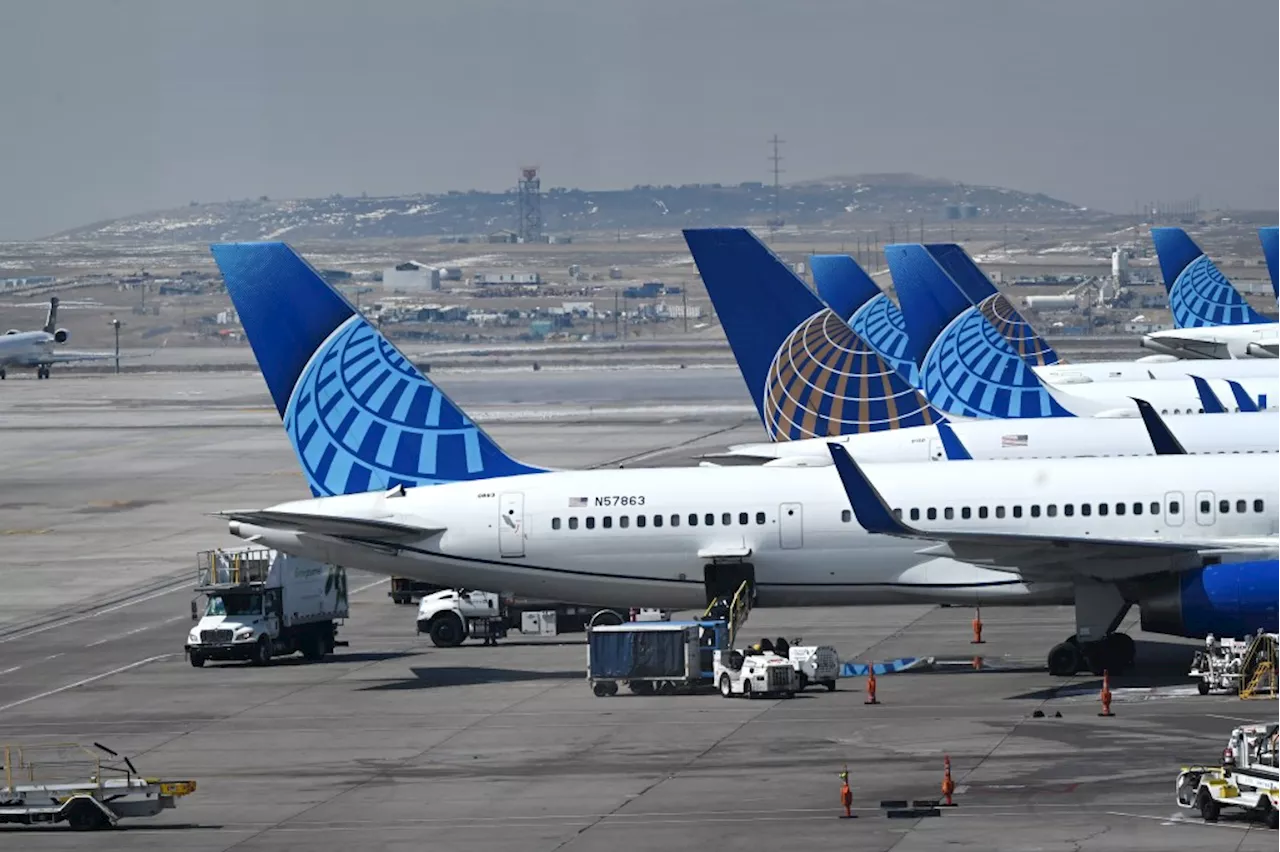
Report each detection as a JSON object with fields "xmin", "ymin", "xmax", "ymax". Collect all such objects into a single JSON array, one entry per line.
[
  {"xmin": 779, "ymin": 503, "xmax": 803, "ymax": 549},
  {"xmin": 499, "ymin": 493, "xmax": 525, "ymax": 557},
  {"xmin": 928, "ymin": 438, "xmax": 944, "ymax": 461},
  {"xmin": 1164, "ymin": 491, "xmax": 1184, "ymax": 527},
  {"xmin": 1194, "ymin": 490, "xmax": 1215, "ymax": 527}
]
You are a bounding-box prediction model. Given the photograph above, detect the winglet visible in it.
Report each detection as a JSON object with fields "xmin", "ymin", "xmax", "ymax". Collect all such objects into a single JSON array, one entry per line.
[
  {"xmin": 1226, "ymin": 380, "xmax": 1261, "ymax": 413},
  {"xmin": 826, "ymin": 444, "xmax": 914, "ymax": 536},
  {"xmin": 1131, "ymin": 399, "xmax": 1187, "ymax": 455},
  {"xmin": 1191, "ymin": 375, "xmax": 1227, "ymax": 414},
  {"xmin": 935, "ymin": 422, "xmax": 973, "ymax": 460}
]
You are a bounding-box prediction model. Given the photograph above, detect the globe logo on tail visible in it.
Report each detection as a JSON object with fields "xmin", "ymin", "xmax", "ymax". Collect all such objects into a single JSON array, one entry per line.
[{"xmin": 977, "ymin": 293, "xmax": 1058, "ymax": 366}]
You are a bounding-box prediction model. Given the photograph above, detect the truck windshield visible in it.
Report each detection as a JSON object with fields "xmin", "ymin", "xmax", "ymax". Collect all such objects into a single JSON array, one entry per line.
[{"xmin": 205, "ymin": 595, "xmax": 262, "ymax": 617}]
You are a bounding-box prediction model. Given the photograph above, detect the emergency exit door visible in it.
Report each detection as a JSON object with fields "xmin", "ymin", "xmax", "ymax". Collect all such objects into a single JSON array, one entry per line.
[
  {"xmin": 779, "ymin": 503, "xmax": 803, "ymax": 549},
  {"xmin": 499, "ymin": 493, "xmax": 525, "ymax": 557}
]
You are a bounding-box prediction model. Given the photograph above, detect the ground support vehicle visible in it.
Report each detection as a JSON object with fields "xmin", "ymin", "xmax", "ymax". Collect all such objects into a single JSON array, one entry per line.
[
  {"xmin": 389, "ymin": 576, "xmax": 445, "ymax": 605},
  {"xmin": 185, "ymin": 547, "xmax": 348, "ymax": 667},
  {"xmin": 415, "ymin": 588, "xmax": 613, "ymax": 647},
  {"xmin": 587, "ymin": 621, "xmax": 710, "ymax": 696},
  {"xmin": 1189, "ymin": 632, "xmax": 1278, "ymax": 696},
  {"xmin": 1176, "ymin": 723, "xmax": 1279, "ymax": 828},
  {"xmin": 787, "ymin": 644, "xmax": 841, "ymax": 691},
  {"xmin": 714, "ymin": 647, "xmax": 799, "ymax": 698},
  {"xmin": 0, "ymin": 743, "xmax": 196, "ymax": 830}
]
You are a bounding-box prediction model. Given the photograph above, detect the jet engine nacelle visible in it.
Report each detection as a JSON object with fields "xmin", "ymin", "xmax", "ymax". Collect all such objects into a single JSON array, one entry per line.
[
  {"xmin": 53, "ymin": 328, "xmax": 69, "ymax": 343},
  {"xmin": 1134, "ymin": 560, "xmax": 1279, "ymax": 639},
  {"xmin": 5, "ymin": 329, "xmax": 18, "ymax": 335}
]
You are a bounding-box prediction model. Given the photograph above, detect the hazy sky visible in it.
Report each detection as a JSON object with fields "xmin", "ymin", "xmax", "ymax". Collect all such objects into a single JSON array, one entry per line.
[{"xmin": 0, "ymin": 0, "xmax": 1275, "ymax": 239}]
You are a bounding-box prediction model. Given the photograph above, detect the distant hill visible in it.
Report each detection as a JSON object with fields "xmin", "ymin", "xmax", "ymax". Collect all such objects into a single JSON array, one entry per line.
[{"xmin": 51, "ymin": 174, "xmax": 1103, "ymax": 243}]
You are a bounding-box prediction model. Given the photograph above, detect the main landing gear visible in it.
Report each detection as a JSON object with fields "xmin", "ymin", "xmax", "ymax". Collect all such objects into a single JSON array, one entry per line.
[
  {"xmin": 35, "ymin": 365, "xmax": 50, "ymax": 379},
  {"xmin": 1047, "ymin": 578, "xmax": 1136, "ymax": 676}
]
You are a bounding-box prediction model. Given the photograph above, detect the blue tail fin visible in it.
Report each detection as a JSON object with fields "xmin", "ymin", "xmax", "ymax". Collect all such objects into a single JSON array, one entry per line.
[
  {"xmin": 1150, "ymin": 228, "xmax": 1271, "ymax": 328},
  {"xmin": 684, "ymin": 228, "xmax": 943, "ymax": 439},
  {"xmin": 1226, "ymin": 380, "xmax": 1261, "ymax": 413},
  {"xmin": 885, "ymin": 244, "xmax": 1071, "ymax": 421},
  {"xmin": 810, "ymin": 255, "xmax": 880, "ymax": 321},
  {"xmin": 1261, "ymin": 227, "xmax": 1279, "ymax": 298},
  {"xmin": 1190, "ymin": 375, "xmax": 1227, "ymax": 414},
  {"xmin": 211, "ymin": 242, "xmax": 544, "ymax": 496},
  {"xmin": 887, "ymin": 244, "xmax": 972, "ymax": 367},
  {"xmin": 922, "ymin": 244, "xmax": 1059, "ymax": 366}
]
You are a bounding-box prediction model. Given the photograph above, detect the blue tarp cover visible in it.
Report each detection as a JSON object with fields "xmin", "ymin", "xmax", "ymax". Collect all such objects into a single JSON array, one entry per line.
[{"xmin": 590, "ymin": 630, "xmax": 686, "ymax": 678}]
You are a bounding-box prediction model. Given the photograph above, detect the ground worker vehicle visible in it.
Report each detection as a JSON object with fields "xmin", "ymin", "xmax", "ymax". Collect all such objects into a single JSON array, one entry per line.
[
  {"xmin": 787, "ymin": 643, "xmax": 841, "ymax": 691},
  {"xmin": 715, "ymin": 647, "xmax": 799, "ymax": 698},
  {"xmin": 588, "ymin": 620, "xmax": 707, "ymax": 696},
  {"xmin": 185, "ymin": 547, "xmax": 348, "ymax": 667},
  {"xmin": 1176, "ymin": 723, "xmax": 1279, "ymax": 828},
  {"xmin": 416, "ymin": 588, "xmax": 615, "ymax": 647},
  {"xmin": 0, "ymin": 742, "xmax": 197, "ymax": 831},
  {"xmin": 1189, "ymin": 632, "xmax": 1278, "ymax": 696}
]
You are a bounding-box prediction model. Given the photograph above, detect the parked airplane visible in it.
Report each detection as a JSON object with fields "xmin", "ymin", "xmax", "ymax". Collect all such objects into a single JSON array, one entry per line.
[
  {"xmin": 0, "ymin": 297, "xmax": 114, "ymax": 379},
  {"xmin": 683, "ymin": 228, "xmax": 1276, "ymax": 440},
  {"xmin": 1141, "ymin": 228, "xmax": 1278, "ymax": 359},
  {"xmin": 211, "ymin": 241, "xmax": 1277, "ymax": 677}
]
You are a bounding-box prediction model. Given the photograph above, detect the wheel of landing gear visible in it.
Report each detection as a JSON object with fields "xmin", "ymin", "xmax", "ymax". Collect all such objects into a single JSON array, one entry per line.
[{"xmin": 1047, "ymin": 642, "xmax": 1082, "ymax": 676}]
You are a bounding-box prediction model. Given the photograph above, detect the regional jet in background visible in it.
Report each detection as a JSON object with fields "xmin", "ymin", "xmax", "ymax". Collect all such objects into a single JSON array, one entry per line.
[
  {"xmin": 210, "ymin": 241, "xmax": 1277, "ymax": 678},
  {"xmin": 0, "ymin": 297, "xmax": 115, "ymax": 379}
]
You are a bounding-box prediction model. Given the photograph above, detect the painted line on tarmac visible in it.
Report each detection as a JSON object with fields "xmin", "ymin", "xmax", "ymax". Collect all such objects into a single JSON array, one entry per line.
[
  {"xmin": 0, "ymin": 665, "xmax": 20, "ymax": 677},
  {"xmin": 0, "ymin": 654, "xmax": 175, "ymax": 714},
  {"xmin": 0, "ymin": 580, "xmax": 191, "ymax": 645},
  {"xmin": 1106, "ymin": 810, "xmax": 1254, "ymax": 831},
  {"xmin": 1205, "ymin": 713, "xmax": 1269, "ymax": 724},
  {"xmin": 87, "ymin": 614, "xmax": 185, "ymax": 647},
  {"xmin": 351, "ymin": 577, "xmax": 390, "ymax": 596}
]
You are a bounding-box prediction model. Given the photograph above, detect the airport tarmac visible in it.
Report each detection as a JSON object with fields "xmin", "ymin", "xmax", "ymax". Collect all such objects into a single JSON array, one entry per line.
[{"xmin": 0, "ymin": 371, "xmax": 1277, "ymax": 850}]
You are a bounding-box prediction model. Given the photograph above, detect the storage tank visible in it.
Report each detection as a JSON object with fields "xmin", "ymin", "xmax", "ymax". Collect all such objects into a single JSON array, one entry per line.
[
  {"xmin": 1111, "ymin": 249, "xmax": 1130, "ymax": 286},
  {"xmin": 1024, "ymin": 294, "xmax": 1079, "ymax": 311}
]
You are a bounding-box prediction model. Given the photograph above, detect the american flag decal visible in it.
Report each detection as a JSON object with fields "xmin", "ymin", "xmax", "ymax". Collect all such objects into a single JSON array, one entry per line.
[
  {"xmin": 1001, "ymin": 434, "xmax": 1028, "ymax": 448},
  {"xmin": 568, "ymin": 497, "xmax": 588, "ymax": 507}
]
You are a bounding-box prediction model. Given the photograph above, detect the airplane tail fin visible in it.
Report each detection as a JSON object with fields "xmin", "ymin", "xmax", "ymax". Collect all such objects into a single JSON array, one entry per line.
[
  {"xmin": 810, "ymin": 255, "xmax": 880, "ymax": 321},
  {"xmin": 1191, "ymin": 375, "xmax": 1227, "ymax": 414},
  {"xmin": 921, "ymin": 244, "xmax": 1059, "ymax": 366},
  {"xmin": 1260, "ymin": 227, "xmax": 1278, "ymax": 298},
  {"xmin": 885, "ymin": 244, "xmax": 1072, "ymax": 421},
  {"xmin": 210, "ymin": 242, "xmax": 544, "ymax": 497},
  {"xmin": 1150, "ymin": 227, "xmax": 1269, "ymax": 328},
  {"xmin": 43, "ymin": 297, "xmax": 58, "ymax": 334},
  {"xmin": 684, "ymin": 228, "xmax": 943, "ymax": 439}
]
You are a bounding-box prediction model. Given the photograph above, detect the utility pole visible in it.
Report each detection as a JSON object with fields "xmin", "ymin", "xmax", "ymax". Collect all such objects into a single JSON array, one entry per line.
[
  {"xmin": 614, "ymin": 290, "xmax": 620, "ymax": 340},
  {"xmin": 767, "ymin": 134, "xmax": 785, "ymax": 238},
  {"xmin": 682, "ymin": 289, "xmax": 688, "ymax": 333},
  {"xmin": 920, "ymin": 218, "xmax": 924, "ymax": 242},
  {"xmin": 110, "ymin": 318, "xmax": 123, "ymax": 374}
]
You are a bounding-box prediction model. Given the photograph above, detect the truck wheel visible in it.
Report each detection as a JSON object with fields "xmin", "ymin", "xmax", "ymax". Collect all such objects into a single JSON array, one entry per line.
[
  {"xmin": 797, "ymin": 673, "xmax": 809, "ymax": 692},
  {"xmin": 825, "ymin": 679, "xmax": 838, "ymax": 692},
  {"xmin": 65, "ymin": 799, "xmax": 109, "ymax": 831},
  {"xmin": 1266, "ymin": 804, "xmax": 1277, "ymax": 830},
  {"xmin": 719, "ymin": 674, "xmax": 732, "ymax": 698},
  {"xmin": 593, "ymin": 683, "xmax": 609, "ymax": 697},
  {"xmin": 1198, "ymin": 789, "xmax": 1220, "ymax": 822},
  {"xmin": 1197, "ymin": 680, "xmax": 1210, "ymax": 695},
  {"xmin": 189, "ymin": 654, "xmax": 205, "ymax": 668},
  {"xmin": 251, "ymin": 636, "xmax": 272, "ymax": 667},
  {"xmin": 742, "ymin": 680, "xmax": 753, "ymax": 699},
  {"xmin": 302, "ymin": 631, "xmax": 327, "ymax": 662},
  {"xmin": 429, "ymin": 614, "xmax": 466, "ymax": 648}
]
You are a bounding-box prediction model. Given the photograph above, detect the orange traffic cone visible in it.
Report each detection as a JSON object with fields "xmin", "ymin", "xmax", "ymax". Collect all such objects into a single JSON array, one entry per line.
[
  {"xmin": 1098, "ymin": 669, "xmax": 1115, "ymax": 717},
  {"xmin": 971, "ymin": 607, "xmax": 985, "ymax": 644},
  {"xmin": 941, "ymin": 754, "xmax": 957, "ymax": 807},
  {"xmin": 839, "ymin": 766, "xmax": 855, "ymax": 818},
  {"xmin": 865, "ymin": 664, "xmax": 880, "ymax": 705}
]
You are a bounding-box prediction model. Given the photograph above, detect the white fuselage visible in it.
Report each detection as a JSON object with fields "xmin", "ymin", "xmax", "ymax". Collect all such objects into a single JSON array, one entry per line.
[
  {"xmin": 715, "ymin": 411, "xmax": 1280, "ymax": 465},
  {"xmin": 1035, "ymin": 358, "xmax": 1278, "ymax": 384},
  {"xmin": 231, "ymin": 456, "xmax": 1278, "ymax": 611},
  {"xmin": 1142, "ymin": 324, "xmax": 1280, "ymax": 360},
  {"xmin": 1046, "ymin": 374, "xmax": 1276, "ymax": 417},
  {"xmin": 0, "ymin": 330, "xmax": 57, "ymax": 367}
]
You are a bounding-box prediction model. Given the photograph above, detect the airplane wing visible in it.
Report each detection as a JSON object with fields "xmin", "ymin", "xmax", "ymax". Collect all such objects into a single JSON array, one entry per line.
[
  {"xmin": 1140, "ymin": 333, "xmax": 1231, "ymax": 360},
  {"xmin": 217, "ymin": 510, "xmax": 442, "ymax": 543},
  {"xmin": 826, "ymin": 444, "xmax": 1277, "ymax": 580},
  {"xmin": 41, "ymin": 351, "xmax": 117, "ymax": 364}
]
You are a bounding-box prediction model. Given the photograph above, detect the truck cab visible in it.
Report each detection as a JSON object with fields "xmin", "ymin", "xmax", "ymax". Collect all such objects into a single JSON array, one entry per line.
[
  {"xmin": 714, "ymin": 647, "xmax": 798, "ymax": 699},
  {"xmin": 1176, "ymin": 723, "xmax": 1279, "ymax": 828}
]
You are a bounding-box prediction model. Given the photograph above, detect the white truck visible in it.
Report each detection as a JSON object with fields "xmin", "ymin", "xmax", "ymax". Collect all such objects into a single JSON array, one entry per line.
[
  {"xmin": 714, "ymin": 648, "xmax": 798, "ymax": 698},
  {"xmin": 416, "ymin": 588, "xmax": 614, "ymax": 647},
  {"xmin": 1176, "ymin": 723, "xmax": 1279, "ymax": 829},
  {"xmin": 185, "ymin": 547, "xmax": 348, "ymax": 667}
]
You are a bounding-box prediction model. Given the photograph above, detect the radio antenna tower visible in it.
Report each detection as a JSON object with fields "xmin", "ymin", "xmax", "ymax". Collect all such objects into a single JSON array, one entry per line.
[
  {"xmin": 767, "ymin": 135, "xmax": 785, "ymax": 237},
  {"xmin": 517, "ymin": 166, "xmax": 543, "ymax": 243}
]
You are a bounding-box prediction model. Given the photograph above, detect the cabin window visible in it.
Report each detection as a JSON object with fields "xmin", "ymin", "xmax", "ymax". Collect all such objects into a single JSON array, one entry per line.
[
  {"xmin": 891, "ymin": 509, "xmax": 901, "ymax": 520},
  {"xmin": 722, "ymin": 513, "xmax": 732, "ymax": 526},
  {"xmin": 1203, "ymin": 500, "xmax": 1213, "ymax": 515},
  {"xmin": 1047, "ymin": 504, "xmax": 1058, "ymax": 518},
  {"xmin": 602, "ymin": 516, "xmax": 613, "ymax": 529},
  {"xmin": 995, "ymin": 506, "xmax": 1006, "ymax": 519},
  {"xmin": 1149, "ymin": 502, "xmax": 1159, "ymax": 515},
  {"xmin": 1080, "ymin": 504, "xmax": 1091, "ymax": 517},
  {"xmin": 1237, "ymin": 500, "xmax": 1247, "ymax": 513},
  {"xmin": 842, "ymin": 509, "xmax": 853, "ymax": 523},
  {"xmin": 1031, "ymin": 505, "xmax": 1041, "ymax": 518},
  {"xmin": 927, "ymin": 508, "xmax": 937, "ymax": 520},
  {"xmin": 944, "ymin": 508, "xmax": 954, "ymax": 520},
  {"xmin": 688, "ymin": 514, "xmax": 698, "ymax": 526},
  {"xmin": 910, "ymin": 508, "xmax": 920, "ymax": 521},
  {"xmin": 1131, "ymin": 502, "xmax": 1140, "ymax": 515},
  {"xmin": 704, "ymin": 513, "xmax": 715, "ymax": 526},
  {"xmin": 756, "ymin": 512, "xmax": 766, "ymax": 525},
  {"xmin": 739, "ymin": 512, "xmax": 749, "ymax": 525},
  {"xmin": 1255, "ymin": 499, "xmax": 1265, "ymax": 513},
  {"xmin": 586, "ymin": 516, "xmax": 596, "ymax": 530},
  {"xmin": 568, "ymin": 517, "xmax": 579, "ymax": 530},
  {"xmin": 654, "ymin": 515, "xmax": 664, "ymax": 528},
  {"xmin": 978, "ymin": 506, "xmax": 988, "ymax": 519},
  {"xmin": 961, "ymin": 507, "xmax": 972, "ymax": 520},
  {"xmin": 670, "ymin": 514, "xmax": 680, "ymax": 527},
  {"xmin": 1168, "ymin": 501, "xmax": 1180, "ymax": 515},
  {"xmin": 552, "ymin": 517, "xmax": 561, "ymax": 530},
  {"xmin": 1064, "ymin": 504, "xmax": 1074, "ymax": 517},
  {"xmin": 619, "ymin": 516, "xmax": 630, "ymax": 529},
  {"xmin": 636, "ymin": 515, "xmax": 646, "ymax": 528},
  {"xmin": 1012, "ymin": 506, "xmax": 1022, "ymax": 518}
]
